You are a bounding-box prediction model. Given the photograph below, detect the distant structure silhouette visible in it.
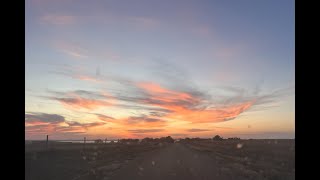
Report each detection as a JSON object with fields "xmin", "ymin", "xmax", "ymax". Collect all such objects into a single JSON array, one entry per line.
[{"xmin": 94, "ymin": 139, "xmax": 103, "ymax": 144}]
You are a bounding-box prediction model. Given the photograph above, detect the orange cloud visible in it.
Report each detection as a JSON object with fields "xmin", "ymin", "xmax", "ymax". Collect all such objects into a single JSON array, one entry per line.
[
  {"xmin": 137, "ymin": 82, "xmax": 195, "ymax": 103},
  {"xmin": 49, "ymin": 90, "xmax": 115, "ymax": 110},
  {"xmin": 55, "ymin": 97, "xmax": 112, "ymax": 110},
  {"xmin": 166, "ymin": 101, "xmax": 254, "ymax": 123},
  {"xmin": 136, "ymin": 82, "xmax": 255, "ymax": 123}
]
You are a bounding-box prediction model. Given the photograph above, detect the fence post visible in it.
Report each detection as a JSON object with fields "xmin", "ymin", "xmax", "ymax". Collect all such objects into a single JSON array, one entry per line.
[{"xmin": 46, "ymin": 135, "xmax": 48, "ymax": 149}]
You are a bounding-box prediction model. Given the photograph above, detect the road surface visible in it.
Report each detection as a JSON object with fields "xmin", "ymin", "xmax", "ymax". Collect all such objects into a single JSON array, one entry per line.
[{"xmin": 108, "ymin": 143, "xmax": 233, "ymax": 180}]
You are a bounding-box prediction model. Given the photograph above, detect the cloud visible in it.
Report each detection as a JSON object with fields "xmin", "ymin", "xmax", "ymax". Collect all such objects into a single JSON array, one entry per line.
[
  {"xmin": 25, "ymin": 112, "xmax": 106, "ymax": 135},
  {"xmin": 45, "ymin": 61, "xmax": 293, "ymax": 127},
  {"xmin": 117, "ymin": 104, "xmax": 173, "ymax": 114},
  {"xmin": 129, "ymin": 81, "xmax": 255, "ymax": 123},
  {"xmin": 213, "ymin": 126, "xmax": 234, "ymax": 129},
  {"xmin": 51, "ymin": 97, "xmax": 112, "ymax": 110},
  {"xmin": 128, "ymin": 129, "xmax": 164, "ymax": 134},
  {"xmin": 93, "ymin": 113, "xmax": 115, "ymax": 122},
  {"xmin": 43, "ymin": 80, "xmax": 286, "ymax": 125},
  {"xmin": 149, "ymin": 111, "xmax": 167, "ymax": 117},
  {"xmin": 54, "ymin": 41, "xmax": 88, "ymax": 59},
  {"xmin": 41, "ymin": 14, "xmax": 75, "ymax": 25},
  {"xmin": 132, "ymin": 82, "xmax": 202, "ymax": 111},
  {"xmin": 186, "ymin": 128, "xmax": 212, "ymax": 132},
  {"xmin": 121, "ymin": 115, "xmax": 167, "ymax": 128},
  {"xmin": 50, "ymin": 70, "xmax": 103, "ymax": 84},
  {"xmin": 46, "ymin": 90, "xmax": 114, "ymax": 110},
  {"xmin": 61, "ymin": 50, "xmax": 88, "ymax": 58},
  {"xmin": 128, "ymin": 115, "xmax": 166, "ymax": 123},
  {"xmin": 25, "ymin": 113, "xmax": 65, "ymax": 125},
  {"xmin": 52, "ymin": 38, "xmax": 123, "ymax": 61},
  {"xmin": 43, "ymin": 76, "xmax": 290, "ymax": 126},
  {"xmin": 50, "ymin": 65, "xmax": 132, "ymax": 85},
  {"xmin": 65, "ymin": 121, "xmax": 105, "ymax": 129}
]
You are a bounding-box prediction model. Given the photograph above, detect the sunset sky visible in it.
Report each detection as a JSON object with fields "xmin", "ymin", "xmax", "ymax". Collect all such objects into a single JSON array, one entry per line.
[{"xmin": 25, "ymin": 0, "xmax": 294, "ymax": 140}]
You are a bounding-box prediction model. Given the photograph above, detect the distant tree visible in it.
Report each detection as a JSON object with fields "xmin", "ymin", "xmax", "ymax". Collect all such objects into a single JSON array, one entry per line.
[
  {"xmin": 228, "ymin": 137, "xmax": 240, "ymax": 140},
  {"xmin": 160, "ymin": 137, "xmax": 166, "ymax": 142},
  {"xmin": 119, "ymin": 138, "xmax": 139, "ymax": 144},
  {"xmin": 165, "ymin": 136, "xmax": 174, "ymax": 143},
  {"xmin": 213, "ymin": 135, "xmax": 223, "ymax": 141},
  {"xmin": 142, "ymin": 137, "xmax": 153, "ymax": 143}
]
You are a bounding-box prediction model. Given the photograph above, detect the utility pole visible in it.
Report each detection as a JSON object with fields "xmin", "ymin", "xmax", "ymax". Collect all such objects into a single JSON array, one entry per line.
[
  {"xmin": 46, "ymin": 135, "xmax": 48, "ymax": 149},
  {"xmin": 83, "ymin": 137, "xmax": 86, "ymax": 151}
]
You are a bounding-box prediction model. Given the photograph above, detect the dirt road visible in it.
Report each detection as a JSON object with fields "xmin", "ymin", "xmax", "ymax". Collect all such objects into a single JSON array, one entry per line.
[{"xmin": 108, "ymin": 143, "xmax": 231, "ymax": 180}]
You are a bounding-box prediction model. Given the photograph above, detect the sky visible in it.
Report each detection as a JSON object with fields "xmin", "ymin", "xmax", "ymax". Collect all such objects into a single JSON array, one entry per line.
[{"xmin": 25, "ymin": 0, "xmax": 295, "ymax": 140}]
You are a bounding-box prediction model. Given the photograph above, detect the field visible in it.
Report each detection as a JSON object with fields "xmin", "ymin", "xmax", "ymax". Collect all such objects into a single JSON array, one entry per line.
[
  {"xmin": 25, "ymin": 141, "xmax": 167, "ymax": 180},
  {"xmin": 25, "ymin": 139, "xmax": 295, "ymax": 180},
  {"xmin": 182, "ymin": 139, "xmax": 295, "ymax": 180}
]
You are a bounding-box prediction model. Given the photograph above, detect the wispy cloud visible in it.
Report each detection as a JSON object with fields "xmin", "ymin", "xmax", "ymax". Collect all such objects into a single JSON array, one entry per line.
[
  {"xmin": 43, "ymin": 75, "xmax": 291, "ymax": 125},
  {"xmin": 128, "ymin": 116, "xmax": 165, "ymax": 123},
  {"xmin": 127, "ymin": 81, "xmax": 255, "ymax": 123},
  {"xmin": 61, "ymin": 49, "xmax": 88, "ymax": 58},
  {"xmin": 128, "ymin": 129, "xmax": 164, "ymax": 134},
  {"xmin": 186, "ymin": 128, "xmax": 212, "ymax": 132},
  {"xmin": 52, "ymin": 39, "xmax": 123, "ymax": 62},
  {"xmin": 63, "ymin": 121, "xmax": 105, "ymax": 130},
  {"xmin": 42, "ymin": 62, "xmax": 293, "ymax": 134},
  {"xmin": 25, "ymin": 112, "xmax": 65, "ymax": 124},
  {"xmin": 25, "ymin": 112, "xmax": 106, "ymax": 135},
  {"xmin": 49, "ymin": 67, "xmax": 103, "ymax": 84},
  {"xmin": 40, "ymin": 14, "xmax": 76, "ymax": 25},
  {"xmin": 93, "ymin": 113, "xmax": 115, "ymax": 122},
  {"xmin": 54, "ymin": 41, "xmax": 88, "ymax": 59},
  {"xmin": 46, "ymin": 90, "xmax": 114, "ymax": 110}
]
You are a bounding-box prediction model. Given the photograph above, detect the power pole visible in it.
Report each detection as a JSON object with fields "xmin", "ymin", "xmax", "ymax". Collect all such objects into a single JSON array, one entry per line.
[{"xmin": 46, "ymin": 135, "xmax": 48, "ymax": 149}]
